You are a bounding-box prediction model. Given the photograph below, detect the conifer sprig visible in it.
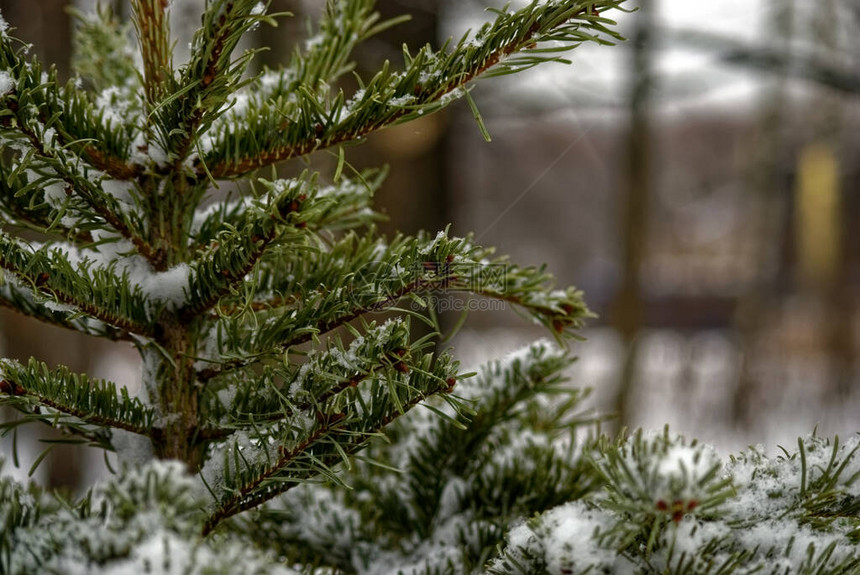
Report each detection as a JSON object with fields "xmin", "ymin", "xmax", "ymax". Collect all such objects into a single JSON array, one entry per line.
[
  {"xmin": 0, "ymin": 358, "xmax": 156, "ymax": 441},
  {"xmin": 155, "ymin": 0, "xmax": 275, "ymax": 163},
  {"xmin": 244, "ymin": 341, "xmax": 601, "ymax": 573},
  {"xmin": 131, "ymin": 0, "xmax": 173, "ymax": 111},
  {"xmin": 0, "ymin": 234, "xmax": 154, "ymax": 336},
  {"xmin": 0, "ymin": 22, "xmax": 142, "ymax": 182},
  {"xmin": 204, "ymin": 0, "xmax": 627, "ymax": 177},
  {"xmin": 200, "ymin": 323, "xmax": 459, "ymax": 535},
  {"xmin": 195, "ymin": 230, "xmax": 589, "ymax": 383},
  {"xmin": 0, "ymin": 279, "xmax": 126, "ymax": 340}
]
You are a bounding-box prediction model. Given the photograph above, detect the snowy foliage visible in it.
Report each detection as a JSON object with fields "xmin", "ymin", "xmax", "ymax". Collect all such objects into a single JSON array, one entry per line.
[
  {"xmin": 0, "ymin": 459, "xmax": 298, "ymax": 575},
  {"xmin": 489, "ymin": 431, "xmax": 860, "ymax": 575}
]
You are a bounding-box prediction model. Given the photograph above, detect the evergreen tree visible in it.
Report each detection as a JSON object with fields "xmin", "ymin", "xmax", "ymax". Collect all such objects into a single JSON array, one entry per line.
[{"xmin": 1, "ymin": 2, "xmax": 860, "ymax": 574}]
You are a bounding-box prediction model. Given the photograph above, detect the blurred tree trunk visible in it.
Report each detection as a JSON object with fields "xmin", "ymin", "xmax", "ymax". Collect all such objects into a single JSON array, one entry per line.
[
  {"xmin": 808, "ymin": 0, "xmax": 853, "ymax": 398},
  {"xmin": 732, "ymin": 0, "xmax": 794, "ymax": 427},
  {"xmin": 611, "ymin": 0, "xmax": 655, "ymax": 429},
  {"xmin": 0, "ymin": 0, "xmax": 71, "ymax": 79},
  {"xmin": 255, "ymin": 0, "xmax": 303, "ymax": 70},
  {"xmin": 355, "ymin": 0, "xmax": 449, "ymax": 236}
]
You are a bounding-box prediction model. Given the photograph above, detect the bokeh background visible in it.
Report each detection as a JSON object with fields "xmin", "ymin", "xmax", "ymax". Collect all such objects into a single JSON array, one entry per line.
[{"xmin": 1, "ymin": 0, "xmax": 858, "ymax": 493}]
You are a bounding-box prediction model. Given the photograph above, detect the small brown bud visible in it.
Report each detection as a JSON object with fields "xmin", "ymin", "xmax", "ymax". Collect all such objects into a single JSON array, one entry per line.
[{"xmin": 0, "ymin": 380, "xmax": 24, "ymax": 396}]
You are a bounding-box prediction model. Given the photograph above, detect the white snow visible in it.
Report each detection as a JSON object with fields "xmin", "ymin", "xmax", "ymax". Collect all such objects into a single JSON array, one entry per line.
[
  {"xmin": 41, "ymin": 237, "xmax": 191, "ymax": 313},
  {"xmin": 110, "ymin": 428, "xmax": 154, "ymax": 465},
  {"xmin": 0, "ymin": 70, "xmax": 14, "ymax": 95},
  {"xmin": 141, "ymin": 263, "xmax": 191, "ymax": 308},
  {"xmin": 538, "ymin": 501, "xmax": 618, "ymax": 574},
  {"xmin": 101, "ymin": 178, "xmax": 136, "ymax": 205}
]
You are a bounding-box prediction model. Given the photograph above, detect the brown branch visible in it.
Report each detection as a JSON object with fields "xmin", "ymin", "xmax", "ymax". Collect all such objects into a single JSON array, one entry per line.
[{"xmin": 79, "ymin": 143, "xmax": 143, "ymax": 181}]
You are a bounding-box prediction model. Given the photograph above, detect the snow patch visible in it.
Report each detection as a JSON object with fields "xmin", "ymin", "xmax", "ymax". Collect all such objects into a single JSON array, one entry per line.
[{"xmin": 0, "ymin": 70, "xmax": 14, "ymax": 95}]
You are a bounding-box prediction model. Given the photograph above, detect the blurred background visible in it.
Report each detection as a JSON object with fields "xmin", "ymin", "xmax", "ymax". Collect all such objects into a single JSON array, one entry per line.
[{"xmin": 1, "ymin": 0, "xmax": 858, "ymax": 492}]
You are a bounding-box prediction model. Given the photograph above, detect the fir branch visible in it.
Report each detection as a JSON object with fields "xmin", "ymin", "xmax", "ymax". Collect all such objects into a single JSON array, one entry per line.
[
  {"xmin": 200, "ymin": 318, "xmax": 416, "ymax": 437},
  {"xmin": 57, "ymin": 85, "xmax": 141, "ymax": 180},
  {"xmin": 198, "ymin": 231, "xmax": 590, "ymax": 381},
  {"xmin": 131, "ymin": 0, "xmax": 172, "ymax": 111},
  {"xmin": 391, "ymin": 342, "xmax": 586, "ymax": 534},
  {"xmin": 0, "ymin": 157, "xmax": 92, "ymax": 242},
  {"xmin": 0, "ymin": 86, "xmax": 154, "ymax": 259},
  {"xmin": 153, "ymin": 0, "xmax": 272, "ymax": 162},
  {"xmin": 0, "ymin": 358, "xmax": 156, "ymax": 437},
  {"xmin": 0, "ymin": 28, "xmax": 142, "ymax": 182},
  {"xmin": 185, "ymin": 172, "xmax": 384, "ymax": 323},
  {"xmin": 206, "ymin": 0, "xmax": 626, "ymax": 178},
  {"xmin": 181, "ymin": 174, "xmax": 313, "ymax": 320},
  {"xmin": 201, "ymin": 350, "xmax": 456, "ymax": 535},
  {"xmin": 0, "ymin": 234, "xmax": 155, "ymax": 337},
  {"xmin": 70, "ymin": 3, "xmax": 140, "ymax": 93},
  {"xmin": 0, "ymin": 276, "xmax": 130, "ymax": 341},
  {"xmin": 190, "ymin": 170, "xmax": 382, "ymax": 259}
]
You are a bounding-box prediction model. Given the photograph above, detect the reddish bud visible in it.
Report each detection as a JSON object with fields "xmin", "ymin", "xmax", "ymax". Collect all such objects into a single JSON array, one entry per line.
[{"xmin": 0, "ymin": 380, "xmax": 24, "ymax": 396}]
